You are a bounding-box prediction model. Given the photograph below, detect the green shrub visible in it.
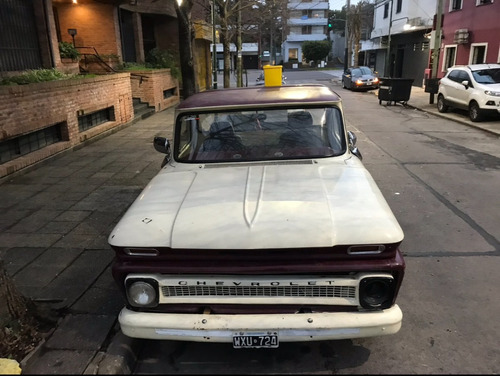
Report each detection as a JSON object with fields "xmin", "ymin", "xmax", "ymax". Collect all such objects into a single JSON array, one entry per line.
[
  {"xmin": 121, "ymin": 62, "xmax": 149, "ymax": 71},
  {"xmin": 59, "ymin": 41, "xmax": 80, "ymax": 60},
  {"xmin": 0, "ymin": 69, "xmax": 75, "ymax": 85},
  {"xmin": 145, "ymin": 48, "xmax": 181, "ymax": 79},
  {"xmin": 302, "ymin": 40, "xmax": 332, "ymax": 63}
]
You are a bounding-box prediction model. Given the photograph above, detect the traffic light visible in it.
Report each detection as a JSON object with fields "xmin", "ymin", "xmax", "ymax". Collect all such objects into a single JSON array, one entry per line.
[{"xmin": 328, "ymin": 17, "xmax": 333, "ymax": 30}]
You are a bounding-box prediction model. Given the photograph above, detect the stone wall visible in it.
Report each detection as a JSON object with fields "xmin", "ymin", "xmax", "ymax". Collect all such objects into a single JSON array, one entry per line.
[{"xmin": 0, "ymin": 73, "xmax": 133, "ymax": 179}]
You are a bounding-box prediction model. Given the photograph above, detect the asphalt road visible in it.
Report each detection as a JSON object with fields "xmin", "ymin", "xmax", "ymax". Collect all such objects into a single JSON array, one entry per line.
[{"xmin": 127, "ymin": 73, "xmax": 500, "ymax": 374}]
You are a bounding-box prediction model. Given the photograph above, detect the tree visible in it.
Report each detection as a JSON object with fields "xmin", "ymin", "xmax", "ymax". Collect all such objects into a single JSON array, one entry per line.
[
  {"xmin": 212, "ymin": 0, "xmax": 287, "ymax": 88},
  {"xmin": 174, "ymin": 0, "xmax": 196, "ymax": 98},
  {"xmin": 346, "ymin": 1, "xmax": 373, "ymax": 67},
  {"xmin": 302, "ymin": 40, "xmax": 331, "ymax": 64}
]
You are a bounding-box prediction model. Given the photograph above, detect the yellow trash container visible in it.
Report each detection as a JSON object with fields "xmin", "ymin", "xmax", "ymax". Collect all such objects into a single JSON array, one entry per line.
[{"xmin": 263, "ymin": 65, "xmax": 283, "ymax": 86}]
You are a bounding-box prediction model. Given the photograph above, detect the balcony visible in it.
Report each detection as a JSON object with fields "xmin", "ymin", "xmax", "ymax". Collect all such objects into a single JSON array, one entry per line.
[
  {"xmin": 288, "ymin": 1, "xmax": 329, "ymax": 10},
  {"xmin": 288, "ymin": 17, "xmax": 327, "ymax": 26},
  {"xmin": 286, "ymin": 34, "xmax": 328, "ymax": 42}
]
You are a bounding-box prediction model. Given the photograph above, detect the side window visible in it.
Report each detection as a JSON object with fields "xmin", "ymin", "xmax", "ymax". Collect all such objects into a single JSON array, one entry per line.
[
  {"xmin": 396, "ymin": 0, "xmax": 403, "ymax": 13},
  {"xmin": 476, "ymin": 0, "xmax": 493, "ymax": 5},
  {"xmin": 470, "ymin": 43, "xmax": 487, "ymax": 64},
  {"xmin": 324, "ymin": 108, "xmax": 345, "ymax": 153},
  {"xmin": 442, "ymin": 46, "xmax": 457, "ymax": 72},
  {"xmin": 450, "ymin": 0, "xmax": 462, "ymax": 11},
  {"xmin": 448, "ymin": 70, "xmax": 461, "ymax": 82},
  {"xmin": 458, "ymin": 71, "xmax": 471, "ymax": 84}
]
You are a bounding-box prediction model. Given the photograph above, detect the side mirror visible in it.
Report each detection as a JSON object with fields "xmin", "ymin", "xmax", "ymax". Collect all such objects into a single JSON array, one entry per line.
[
  {"xmin": 347, "ymin": 131, "xmax": 363, "ymax": 161},
  {"xmin": 461, "ymin": 80, "xmax": 470, "ymax": 88},
  {"xmin": 153, "ymin": 136, "xmax": 171, "ymax": 167}
]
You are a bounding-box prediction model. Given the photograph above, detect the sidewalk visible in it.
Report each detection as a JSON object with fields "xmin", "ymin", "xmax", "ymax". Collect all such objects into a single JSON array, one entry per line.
[
  {"xmin": 321, "ymin": 69, "xmax": 499, "ymax": 136},
  {"xmin": 1, "ymin": 74, "xmax": 498, "ymax": 374},
  {"xmin": 383, "ymin": 84, "xmax": 500, "ymax": 136},
  {"xmin": 0, "ymin": 108, "xmax": 176, "ymax": 374}
]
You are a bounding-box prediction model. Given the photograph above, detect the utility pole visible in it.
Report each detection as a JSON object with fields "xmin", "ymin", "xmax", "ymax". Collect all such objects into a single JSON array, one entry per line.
[
  {"xmin": 237, "ymin": 0, "xmax": 242, "ymax": 87},
  {"xmin": 211, "ymin": 1, "xmax": 218, "ymax": 89},
  {"xmin": 429, "ymin": 0, "xmax": 443, "ymax": 103},
  {"xmin": 270, "ymin": 16, "xmax": 275, "ymax": 65},
  {"xmin": 384, "ymin": 0, "xmax": 394, "ymax": 77},
  {"xmin": 344, "ymin": 0, "xmax": 350, "ymax": 72}
]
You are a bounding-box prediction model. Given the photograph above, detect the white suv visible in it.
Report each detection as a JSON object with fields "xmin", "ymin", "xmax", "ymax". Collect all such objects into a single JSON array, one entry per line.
[{"xmin": 437, "ymin": 64, "xmax": 500, "ymax": 122}]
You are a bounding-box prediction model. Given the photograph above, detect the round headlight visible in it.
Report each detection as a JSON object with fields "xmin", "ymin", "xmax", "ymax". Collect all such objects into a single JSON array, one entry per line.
[
  {"xmin": 359, "ymin": 277, "xmax": 395, "ymax": 310},
  {"xmin": 127, "ymin": 281, "xmax": 158, "ymax": 307}
]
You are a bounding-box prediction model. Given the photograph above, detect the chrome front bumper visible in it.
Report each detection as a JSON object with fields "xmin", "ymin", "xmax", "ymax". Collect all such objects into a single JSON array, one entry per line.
[{"xmin": 119, "ymin": 305, "xmax": 403, "ymax": 342}]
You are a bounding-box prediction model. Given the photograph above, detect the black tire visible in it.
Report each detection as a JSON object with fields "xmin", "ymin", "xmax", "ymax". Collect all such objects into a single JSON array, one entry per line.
[
  {"xmin": 469, "ymin": 101, "xmax": 484, "ymax": 122},
  {"xmin": 437, "ymin": 94, "xmax": 449, "ymax": 113}
]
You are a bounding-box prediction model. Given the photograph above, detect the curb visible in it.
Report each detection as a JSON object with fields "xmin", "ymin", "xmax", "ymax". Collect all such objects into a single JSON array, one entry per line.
[
  {"xmin": 85, "ymin": 326, "xmax": 140, "ymax": 375},
  {"xmin": 366, "ymin": 88, "xmax": 500, "ymax": 137}
]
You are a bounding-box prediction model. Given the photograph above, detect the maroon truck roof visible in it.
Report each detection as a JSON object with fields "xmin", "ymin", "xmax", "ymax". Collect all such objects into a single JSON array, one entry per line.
[{"xmin": 176, "ymin": 84, "xmax": 342, "ymax": 111}]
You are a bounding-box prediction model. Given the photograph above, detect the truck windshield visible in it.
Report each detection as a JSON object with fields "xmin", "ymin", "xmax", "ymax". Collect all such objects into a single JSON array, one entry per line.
[{"xmin": 174, "ymin": 107, "xmax": 346, "ymax": 163}]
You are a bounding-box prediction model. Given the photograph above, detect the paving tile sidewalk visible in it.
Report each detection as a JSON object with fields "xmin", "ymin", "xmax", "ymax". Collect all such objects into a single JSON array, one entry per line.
[
  {"xmin": 0, "ymin": 108, "xmax": 175, "ymax": 374},
  {"xmin": 1, "ymin": 72, "xmax": 497, "ymax": 375}
]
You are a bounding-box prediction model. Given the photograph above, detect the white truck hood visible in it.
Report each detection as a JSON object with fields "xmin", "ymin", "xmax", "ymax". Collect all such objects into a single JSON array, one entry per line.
[{"xmin": 108, "ymin": 160, "xmax": 404, "ymax": 249}]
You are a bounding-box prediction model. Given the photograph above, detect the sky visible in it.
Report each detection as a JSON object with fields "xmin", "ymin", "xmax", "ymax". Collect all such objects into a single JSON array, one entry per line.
[{"xmin": 329, "ymin": 0, "xmax": 361, "ymax": 11}]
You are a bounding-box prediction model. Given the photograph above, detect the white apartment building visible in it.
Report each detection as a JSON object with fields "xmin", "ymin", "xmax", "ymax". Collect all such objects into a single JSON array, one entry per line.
[{"xmin": 282, "ymin": 0, "xmax": 330, "ymax": 64}]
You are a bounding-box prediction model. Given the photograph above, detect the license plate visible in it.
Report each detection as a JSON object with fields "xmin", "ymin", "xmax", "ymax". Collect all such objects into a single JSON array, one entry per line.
[{"xmin": 232, "ymin": 332, "xmax": 279, "ymax": 348}]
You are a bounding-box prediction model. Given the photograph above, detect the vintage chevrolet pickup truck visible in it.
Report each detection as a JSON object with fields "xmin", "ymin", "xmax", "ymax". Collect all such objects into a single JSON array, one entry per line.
[{"xmin": 108, "ymin": 83, "xmax": 405, "ymax": 349}]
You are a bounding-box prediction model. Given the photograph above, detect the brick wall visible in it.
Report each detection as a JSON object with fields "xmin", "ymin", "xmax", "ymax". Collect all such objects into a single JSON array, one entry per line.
[
  {"xmin": 55, "ymin": 2, "xmax": 120, "ymax": 58},
  {"xmin": 130, "ymin": 69, "xmax": 180, "ymax": 112},
  {"xmin": 0, "ymin": 73, "xmax": 133, "ymax": 179}
]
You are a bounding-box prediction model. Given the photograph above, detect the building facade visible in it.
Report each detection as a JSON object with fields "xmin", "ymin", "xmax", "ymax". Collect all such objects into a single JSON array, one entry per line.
[
  {"xmin": 0, "ymin": 0, "xmax": 189, "ymax": 179},
  {"xmin": 361, "ymin": 0, "xmax": 435, "ymax": 86},
  {"xmin": 438, "ymin": 0, "xmax": 500, "ymax": 78},
  {"xmin": 282, "ymin": 0, "xmax": 329, "ymax": 65}
]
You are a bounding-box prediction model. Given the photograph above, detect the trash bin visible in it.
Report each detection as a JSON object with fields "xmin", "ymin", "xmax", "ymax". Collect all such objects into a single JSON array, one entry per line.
[
  {"xmin": 263, "ymin": 65, "xmax": 283, "ymax": 87},
  {"xmin": 378, "ymin": 78, "xmax": 414, "ymax": 106}
]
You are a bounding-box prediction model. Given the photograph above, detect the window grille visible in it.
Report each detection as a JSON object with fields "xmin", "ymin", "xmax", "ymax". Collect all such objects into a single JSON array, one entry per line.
[
  {"xmin": 78, "ymin": 107, "xmax": 115, "ymax": 132},
  {"xmin": 0, "ymin": 123, "xmax": 63, "ymax": 164}
]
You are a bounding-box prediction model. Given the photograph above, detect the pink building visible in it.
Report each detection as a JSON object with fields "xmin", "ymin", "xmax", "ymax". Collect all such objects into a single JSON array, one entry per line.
[{"xmin": 437, "ymin": 0, "xmax": 500, "ymax": 78}]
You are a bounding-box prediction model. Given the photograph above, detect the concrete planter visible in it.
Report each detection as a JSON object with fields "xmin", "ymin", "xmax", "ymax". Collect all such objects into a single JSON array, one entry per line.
[{"xmin": 128, "ymin": 69, "xmax": 180, "ymax": 112}]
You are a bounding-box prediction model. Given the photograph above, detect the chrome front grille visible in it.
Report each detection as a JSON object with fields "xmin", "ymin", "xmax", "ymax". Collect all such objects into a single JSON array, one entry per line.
[
  {"xmin": 154, "ymin": 275, "xmax": 360, "ymax": 305},
  {"xmin": 162, "ymin": 285, "xmax": 355, "ymax": 298}
]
